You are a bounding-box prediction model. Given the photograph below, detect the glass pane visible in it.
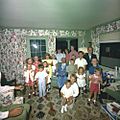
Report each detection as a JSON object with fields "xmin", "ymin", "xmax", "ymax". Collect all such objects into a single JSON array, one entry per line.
[
  {"xmin": 41, "ymin": 40, "xmax": 46, "ymax": 45},
  {"xmin": 41, "ymin": 46, "xmax": 46, "ymax": 51},
  {"xmin": 30, "ymin": 39, "xmax": 46, "ymax": 58}
]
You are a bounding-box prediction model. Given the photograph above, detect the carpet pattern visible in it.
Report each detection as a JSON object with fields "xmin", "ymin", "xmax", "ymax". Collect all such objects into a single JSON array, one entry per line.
[{"xmin": 22, "ymin": 86, "xmax": 110, "ymax": 120}]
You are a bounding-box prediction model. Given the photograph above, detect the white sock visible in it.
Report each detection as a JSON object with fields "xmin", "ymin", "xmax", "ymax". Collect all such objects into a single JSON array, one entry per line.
[
  {"xmin": 61, "ymin": 106, "xmax": 64, "ymax": 113},
  {"xmin": 64, "ymin": 104, "xmax": 67, "ymax": 112}
]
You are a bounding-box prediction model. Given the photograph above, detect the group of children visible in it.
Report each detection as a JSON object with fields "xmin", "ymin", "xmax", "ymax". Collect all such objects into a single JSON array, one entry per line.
[
  {"xmin": 23, "ymin": 53, "xmax": 56, "ymax": 98},
  {"xmin": 23, "ymin": 52, "xmax": 103, "ymax": 113}
]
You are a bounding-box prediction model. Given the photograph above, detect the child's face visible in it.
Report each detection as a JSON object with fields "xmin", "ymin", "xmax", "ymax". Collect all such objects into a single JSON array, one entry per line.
[
  {"xmin": 70, "ymin": 60, "xmax": 74, "ymax": 64},
  {"xmin": 91, "ymin": 59, "xmax": 98, "ymax": 66},
  {"xmin": 39, "ymin": 68, "xmax": 44, "ymax": 72},
  {"xmin": 95, "ymin": 70, "xmax": 101, "ymax": 76},
  {"xmin": 45, "ymin": 55, "xmax": 49, "ymax": 59},
  {"xmin": 27, "ymin": 59, "xmax": 33, "ymax": 64},
  {"xmin": 66, "ymin": 82, "xmax": 71, "ymax": 89},
  {"xmin": 52, "ymin": 54, "xmax": 55, "ymax": 59},
  {"xmin": 79, "ymin": 53, "xmax": 83, "ymax": 59},
  {"xmin": 79, "ymin": 68, "xmax": 84, "ymax": 74},
  {"xmin": 61, "ymin": 58, "xmax": 66, "ymax": 63},
  {"xmin": 57, "ymin": 49, "xmax": 61, "ymax": 53},
  {"xmin": 71, "ymin": 55, "xmax": 76, "ymax": 60},
  {"xmin": 70, "ymin": 76, "xmax": 76, "ymax": 84},
  {"xmin": 43, "ymin": 62, "xmax": 47, "ymax": 67},
  {"xmin": 34, "ymin": 56, "xmax": 39, "ymax": 61}
]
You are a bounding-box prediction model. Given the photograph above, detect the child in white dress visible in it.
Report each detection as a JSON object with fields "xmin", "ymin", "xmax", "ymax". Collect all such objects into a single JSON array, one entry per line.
[
  {"xmin": 24, "ymin": 58, "xmax": 35, "ymax": 98},
  {"xmin": 76, "ymin": 67, "xmax": 86, "ymax": 94}
]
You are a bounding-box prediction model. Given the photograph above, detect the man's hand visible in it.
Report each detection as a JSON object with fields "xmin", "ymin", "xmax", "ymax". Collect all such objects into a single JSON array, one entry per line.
[{"xmin": 15, "ymin": 85, "xmax": 23, "ymax": 90}]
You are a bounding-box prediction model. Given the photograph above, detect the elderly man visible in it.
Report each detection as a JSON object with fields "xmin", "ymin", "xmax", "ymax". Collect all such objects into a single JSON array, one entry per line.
[{"xmin": 84, "ymin": 47, "xmax": 97, "ymax": 70}]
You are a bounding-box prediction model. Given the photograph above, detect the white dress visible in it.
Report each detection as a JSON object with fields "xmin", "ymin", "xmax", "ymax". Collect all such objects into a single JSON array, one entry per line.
[{"xmin": 76, "ymin": 73, "xmax": 86, "ymax": 88}]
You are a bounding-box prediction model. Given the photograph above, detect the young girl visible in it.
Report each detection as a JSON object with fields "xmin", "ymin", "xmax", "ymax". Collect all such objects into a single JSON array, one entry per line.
[
  {"xmin": 51, "ymin": 54, "xmax": 58, "ymax": 75},
  {"xmin": 64, "ymin": 49, "xmax": 70, "ymax": 64},
  {"xmin": 24, "ymin": 58, "xmax": 35, "ymax": 98},
  {"xmin": 35, "ymin": 64, "xmax": 48, "ymax": 98},
  {"xmin": 33, "ymin": 56, "xmax": 41, "ymax": 74},
  {"xmin": 60, "ymin": 80, "xmax": 73, "ymax": 113},
  {"xmin": 88, "ymin": 68, "xmax": 102, "ymax": 106},
  {"xmin": 76, "ymin": 67, "xmax": 86, "ymax": 94},
  {"xmin": 43, "ymin": 61, "xmax": 52, "ymax": 92}
]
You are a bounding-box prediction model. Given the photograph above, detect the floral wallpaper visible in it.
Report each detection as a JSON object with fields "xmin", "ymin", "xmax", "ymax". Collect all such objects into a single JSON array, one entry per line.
[
  {"xmin": 91, "ymin": 19, "xmax": 120, "ymax": 59},
  {"xmin": 0, "ymin": 28, "xmax": 85, "ymax": 82}
]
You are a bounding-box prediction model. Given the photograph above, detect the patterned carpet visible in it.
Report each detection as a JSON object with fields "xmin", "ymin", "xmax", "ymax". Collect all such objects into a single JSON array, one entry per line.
[{"xmin": 21, "ymin": 84, "xmax": 110, "ymax": 120}]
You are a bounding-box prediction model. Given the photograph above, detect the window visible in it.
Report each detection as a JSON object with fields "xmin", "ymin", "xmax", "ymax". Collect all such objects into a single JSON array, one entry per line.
[{"xmin": 26, "ymin": 37, "xmax": 48, "ymax": 59}]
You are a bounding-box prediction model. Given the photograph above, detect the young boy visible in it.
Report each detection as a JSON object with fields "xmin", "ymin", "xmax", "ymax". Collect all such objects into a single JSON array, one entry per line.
[
  {"xmin": 56, "ymin": 58, "xmax": 67, "ymax": 91},
  {"xmin": 35, "ymin": 64, "xmax": 48, "ymax": 98},
  {"xmin": 60, "ymin": 80, "xmax": 73, "ymax": 113},
  {"xmin": 66, "ymin": 59, "xmax": 77, "ymax": 79}
]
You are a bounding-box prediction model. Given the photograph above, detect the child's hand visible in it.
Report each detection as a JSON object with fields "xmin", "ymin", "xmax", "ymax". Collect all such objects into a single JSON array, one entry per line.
[{"xmin": 89, "ymin": 75, "xmax": 92, "ymax": 80}]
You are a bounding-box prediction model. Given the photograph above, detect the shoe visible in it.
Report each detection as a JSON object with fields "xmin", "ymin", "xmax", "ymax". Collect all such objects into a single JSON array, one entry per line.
[
  {"xmin": 87, "ymin": 99, "xmax": 91, "ymax": 106},
  {"xmin": 32, "ymin": 92, "xmax": 36, "ymax": 96},
  {"xmin": 93, "ymin": 100, "xmax": 97, "ymax": 106},
  {"xmin": 61, "ymin": 107, "xmax": 64, "ymax": 113},
  {"xmin": 93, "ymin": 102, "xmax": 98, "ymax": 106},
  {"xmin": 28, "ymin": 94, "xmax": 31, "ymax": 99},
  {"xmin": 87, "ymin": 101, "xmax": 90, "ymax": 106}
]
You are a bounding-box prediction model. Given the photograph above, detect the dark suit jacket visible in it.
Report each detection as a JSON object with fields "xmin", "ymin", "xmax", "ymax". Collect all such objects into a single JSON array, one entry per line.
[{"xmin": 84, "ymin": 53, "xmax": 97, "ymax": 70}]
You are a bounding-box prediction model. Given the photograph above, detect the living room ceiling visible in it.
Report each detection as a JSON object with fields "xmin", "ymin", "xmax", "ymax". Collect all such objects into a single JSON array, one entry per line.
[{"xmin": 0, "ymin": 0, "xmax": 120, "ymax": 30}]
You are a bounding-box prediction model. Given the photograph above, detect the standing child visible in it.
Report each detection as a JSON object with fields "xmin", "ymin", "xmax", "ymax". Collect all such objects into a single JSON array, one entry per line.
[
  {"xmin": 76, "ymin": 67, "xmax": 86, "ymax": 94},
  {"xmin": 24, "ymin": 58, "xmax": 35, "ymax": 98},
  {"xmin": 56, "ymin": 58, "xmax": 67, "ymax": 94},
  {"xmin": 67, "ymin": 59, "xmax": 77, "ymax": 79},
  {"xmin": 60, "ymin": 80, "xmax": 73, "ymax": 113},
  {"xmin": 51, "ymin": 54, "xmax": 58, "ymax": 75},
  {"xmin": 87, "ymin": 68, "xmax": 102, "ymax": 106},
  {"xmin": 43, "ymin": 61, "xmax": 52, "ymax": 92},
  {"xmin": 35, "ymin": 64, "xmax": 48, "ymax": 98},
  {"xmin": 33, "ymin": 56, "xmax": 41, "ymax": 91},
  {"xmin": 33, "ymin": 56, "xmax": 41, "ymax": 74}
]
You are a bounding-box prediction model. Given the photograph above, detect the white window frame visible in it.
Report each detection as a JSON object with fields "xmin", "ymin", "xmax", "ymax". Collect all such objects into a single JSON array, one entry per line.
[{"xmin": 26, "ymin": 36, "xmax": 48, "ymax": 58}]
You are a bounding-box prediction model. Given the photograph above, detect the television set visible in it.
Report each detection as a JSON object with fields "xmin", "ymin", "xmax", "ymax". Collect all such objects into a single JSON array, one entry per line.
[{"xmin": 99, "ymin": 42, "xmax": 120, "ymax": 68}]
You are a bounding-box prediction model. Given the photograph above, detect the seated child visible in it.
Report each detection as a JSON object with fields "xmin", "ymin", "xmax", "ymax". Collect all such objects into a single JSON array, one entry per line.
[
  {"xmin": 76, "ymin": 67, "xmax": 86, "ymax": 94},
  {"xmin": 35, "ymin": 64, "xmax": 48, "ymax": 98},
  {"xmin": 60, "ymin": 80, "xmax": 73, "ymax": 113},
  {"xmin": 87, "ymin": 68, "xmax": 102, "ymax": 106}
]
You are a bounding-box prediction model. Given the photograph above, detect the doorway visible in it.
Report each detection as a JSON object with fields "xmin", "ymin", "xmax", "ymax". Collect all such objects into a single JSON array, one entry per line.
[{"xmin": 56, "ymin": 38, "xmax": 78, "ymax": 52}]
